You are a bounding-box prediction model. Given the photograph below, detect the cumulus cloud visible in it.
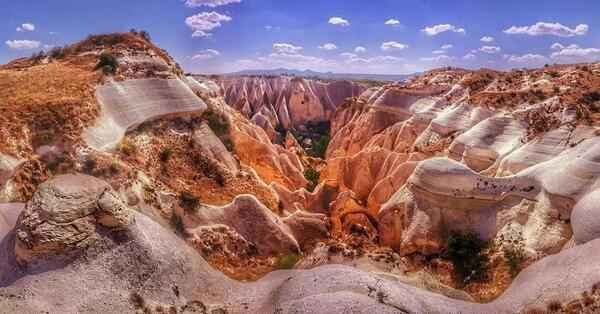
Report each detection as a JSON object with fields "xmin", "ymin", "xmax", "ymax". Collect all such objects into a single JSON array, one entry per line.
[
  {"xmin": 5, "ymin": 39, "xmax": 41, "ymax": 50},
  {"xmin": 318, "ymin": 43, "xmax": 338, "ymax": 51},
  {"xmin": 381, "ymin": 41, "xmax": 408, "ymax": 51},
  {"xmin": 185, "ymin": 0, "xmax": 241, "ymax": 7},
  {"xmin": 504, "ymin": 22, "xmax": 589, "ymax": 37},
  {"xmin": 432, "ymin": 50, "xmax": 446, "ymax": 54},
  {"xmin": 329, "ymin": 17, "xmax": 350, "ymax": 27},
  {"xmin": 441, "ymin": 44, "xmax": 453, "ymax": 50},
  {"xmin": 185, "ymin": 11, "xmax": 232, "ymax": 37},
  {"xmin": 16, "ymin": 23, "xmax": 35, "ymax": 32},
  {"xmin": 422, "ymin": 24, "xmax": 465, "ymax": 36},
  {"xmin": 479, "ymin": 46, "xmax": 501, "ymax": 54},
  {"xmin": 273, "ymin": 43, "xmax": 303, "ymax": 54},
  {"xmin": 507, "ymin": 53, "xmax": 549, "ymax": 65},
  {"xmin": 551, "ymin": 45, "xmax": 600, "ymax": 63},
  {"xmin": 480, "ymin": 36, "xmax": 494, "ymax": 43},
  {"xmin": 385, "ymin": 19, "xmax": 401, "ymax": 26},
  {"xmin": 354, "ymin": 46, "xmax": 366, "ymax": 53},
  {"xmin": 191, "ymin": 49, "xmax": 221, "ymax": 60},
  {"xmin": 463, "ymin": 53, "xmax": 476, "ymax": 60}
]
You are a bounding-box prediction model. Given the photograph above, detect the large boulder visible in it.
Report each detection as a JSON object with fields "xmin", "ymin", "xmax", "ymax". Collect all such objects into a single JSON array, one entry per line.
[{"xmin": 14, "ymin": 174, "xmax": 134, "ymax": 265}]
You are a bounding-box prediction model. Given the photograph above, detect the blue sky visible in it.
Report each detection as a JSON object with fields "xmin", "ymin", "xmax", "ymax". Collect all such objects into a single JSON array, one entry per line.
[{"xmin": 1, "ymin": 0, "xmax": 600, "ymax": 74}]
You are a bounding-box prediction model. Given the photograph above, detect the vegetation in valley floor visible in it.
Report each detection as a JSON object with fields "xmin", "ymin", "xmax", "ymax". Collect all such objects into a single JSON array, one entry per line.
[
  {"xmin": 291, "ymin": 121, "xmax": 331, "ymax": 159},
  {"xmin": 276, "ymin": 253, "xmax": 301, "ymax": 269},
  {"xmin": 304, "ymin": 167, "xmax": 320, "ymax": 192},
  {"xmin": 445, "ymin": 231, "xmax": 490, "ymax": 286},
  {"xmin": 503, "ymin": 238, "xmax": 526, "ymax": 278}
]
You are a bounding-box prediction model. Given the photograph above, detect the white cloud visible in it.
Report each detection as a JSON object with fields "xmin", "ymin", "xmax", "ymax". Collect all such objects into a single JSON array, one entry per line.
[
  {"xmin": 507, "ymin": 53, "xmax": 549, "ymax": 65},
  {"xmin": 441, "ymin": 44, "xmax": 453, "ymax": 50},
  {"xmin": 5, "ymin": 39, "xmax": 41, "ymax": 50},
  {"xmin": 551, "ymin": 45, "xmax": 600, "ymax": 63},
  {"xmin": 381, "ymin": 41, "xmax": 408, "ymax": 51},
  {"xmin": 354, "ymin": 46, "xmax": 366, "ymax": 53},
  {"xmin": 184, "ymin": 0, "xmax": 241, "ymax": 7},
  {"xmin": 504, "ymin": 22, "xmax": 589, "ymax": 37},
  {"xmin": 329, "ymin": 17, "xmax": 350, "ymax": 27},
  {"xmin": 432, "ymin": 50, "xmax": 446, "ymax": 54},
  {"xmin": 420, "ymin": 55, "xmax": 455, "ymax": 63},
  {"xmin": 273, "ymin": 43, "xmax": 303, "ymax": 54},
  {"xmin": 479, "ymin": 46, "xmax": 501, "ymax": 54},
  {"xmin": 318, "ymin": 43, "xmax": 338, "ymax": 51},
  {"xmin": 463, "ymin": 53, "xmax": 476, "ymax": 60},
  {"xmin": 191, "ymin": 49, "xmax": 221, "ymax": 60},
  {"xmin": 185, "ymin": 11, "xmax": 232, "ymax": 37},
  {"xmin": 422, "ymin": 24, "xmax": 465, "ymax": 36},
  {"xmin": 342, "ymin": 54, "xmax": 404, "ymax": 65},
  {"xmin": 340, "ymin": 52, "xmax": 358, "ymax": 59},
  {"xmin": 16, "ymin": 23, "xmax": 35, "ymax": 32},
  {"xmin": 385, "ymin": 19, "xmax": 401, "ymax": 26},
  {"xmin": 480, "ymin": 36, "xmax": 494, "ymax": 43}
]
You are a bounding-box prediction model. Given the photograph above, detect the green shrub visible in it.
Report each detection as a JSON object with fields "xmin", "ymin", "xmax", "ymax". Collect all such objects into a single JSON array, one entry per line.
[
  {"xmin": 202, "ymin": 109, "xmax": 230, "ymax": 137},
  {"xmin": 85, "ymin": 34, "xmax": 127, "ymax": 47},
  {"xmin": 119, "ymin": 139, "xmax": 136, "ymax": 156},
  {"xmin": 82, "ymin": 156, "xmax": 97, "ymax": 174},
  {"xmin": 30, "ymin": 50, "xmax": 46, "ymax": 64},
  {"xmin": 503, "ymin": 242, "xmax": 526, "ymax": 277},
  {"xmin": 49, "ymin": 46, "xmax": 66, "ymax": 59},
  {"xmin": 46, "ymin": 155, "xmax": 67, "ymax": 173},
  {"xmin": 310, "ymin": 134, "xmax": 330, "ymax": 158},
  {"xmin": 95, "ymin": 52, "xmax": 119, "ymax": 75},
  {"xmin": 276, "ymin": 253, "xmax": 301, "ymax": 269},
  {"xmin": 445, "ymin": 231, "xmax": 490, "ymax": 285},
  {"xmin": 179, "ymin": 191, "xmax": 200, "ymax": 212},
  {"xmin": 304, "ymin": 167, "xmax": 320, "ymax": 192},
  {"xmin": 139, "ymin": 30, "xmax": 152, "ymax": 42},
  {"xmin": 159, "ymin": 147, "xmax": 173, "ymax": 163}
]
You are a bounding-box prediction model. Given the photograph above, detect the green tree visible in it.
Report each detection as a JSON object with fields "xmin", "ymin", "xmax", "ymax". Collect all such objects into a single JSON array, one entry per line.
[
  {"xmin": 95, "ymin": 52, "xmax": 119, "ymax": 75},
  {"xmin": 446, "ymin": 231, "xmax": 490, "ymax": 285}
]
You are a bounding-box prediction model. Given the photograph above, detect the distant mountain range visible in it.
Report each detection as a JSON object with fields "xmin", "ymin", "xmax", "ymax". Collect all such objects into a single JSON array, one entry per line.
[{"xmin": 226, "ymin": 68, "xmax": 416, "ymax": 82}]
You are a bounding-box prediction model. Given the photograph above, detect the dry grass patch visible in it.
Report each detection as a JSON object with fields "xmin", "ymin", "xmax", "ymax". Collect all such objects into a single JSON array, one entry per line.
[{"xmin": 0, "ymin": 62, "xmax": 101, "ymax": 155}]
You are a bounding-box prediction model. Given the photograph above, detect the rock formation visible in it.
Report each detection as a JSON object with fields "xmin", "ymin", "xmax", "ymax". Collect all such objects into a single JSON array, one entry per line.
[
  {"xmin": 83, "ymin": 78, "xmax": 207, "ymax": 151},
  {"xmin": 4, "ymin": 32, "xmax": 600, "ymax": 313},
  {"xmin": 215, "ymin": 75, "xmax": 365, "ymax": 131},
  {"xmin": 3, "ymin": 174, "xmax": 600, "ymax": 313},
  {"xmin": 176, "ymin": 194, "xmax": 328, "ymax": 255}
]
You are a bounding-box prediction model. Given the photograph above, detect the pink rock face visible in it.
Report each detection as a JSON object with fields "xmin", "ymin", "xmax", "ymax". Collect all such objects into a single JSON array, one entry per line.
[
  {"xmin": 176, "ymin": 194, "xmax": 328, "ymax": 255},
  {"xmin": 216, "ymin": 76, "xmax": 365, "ymax": 130}
]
